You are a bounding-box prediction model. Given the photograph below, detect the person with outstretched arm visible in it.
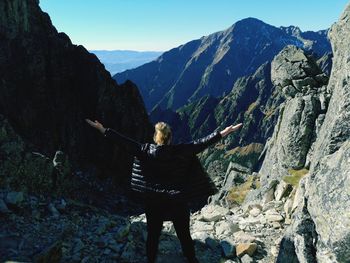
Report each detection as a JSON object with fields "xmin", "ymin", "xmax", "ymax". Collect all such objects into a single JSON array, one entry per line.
[{"xmin": 86, "ymin": 118, "xmax": 242, "ymax": 263}]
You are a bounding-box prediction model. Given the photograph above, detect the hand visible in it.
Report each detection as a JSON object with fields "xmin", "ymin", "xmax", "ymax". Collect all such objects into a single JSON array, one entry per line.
[
  {"xmin": 85, "ymin": 119, "xmax": 106, "ymax": 134},
  {"xmin": 220, "ymin": 123, "xmax": 243, "ymax": 137}
]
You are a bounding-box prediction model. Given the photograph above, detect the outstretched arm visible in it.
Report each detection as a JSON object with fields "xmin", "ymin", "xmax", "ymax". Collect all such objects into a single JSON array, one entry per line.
[
  {"xmin": 85, "ymin": 119, "xmax": 141, "ymax": 154},
  {"xmin": 220, "ymin": 123, "xmax": 243, "ymax": 137},
  {"xmin": 177, "ymin": 123, "xmax": 243, "ymax": 155}
]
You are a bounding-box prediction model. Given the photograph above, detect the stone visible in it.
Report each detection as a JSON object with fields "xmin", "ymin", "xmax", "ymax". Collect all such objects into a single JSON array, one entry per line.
[
  {"xmin": 5, "ymin": 191, "xmax": 24, "ymax": 206},
  {"xmin": 266, "ymin": 213, "xmax": 284, "ymax": 223},
  {"xmin": 0, "ymin": 199, "xmax": 10, "ymax": 213},
  {"xmin": 241, "ymin": 254, "xmax": 254, "ymax": 263},
  {"xmin": 249, "ymin": 207, "xmax": 261, "ymax": 217},
  {"xmin": 192, "ymin": 220, "xmax": 214, "ymax": 232},
  {"xmin": 236, "ymin": 243, "xmax": 258, "ymax": 257},
  {"xmin": 272, "ymin": 222, "xmax": 282, "ymax": 229},
  {"xmin": 56, "ymin": 199, "xmax": 66, "ymax": 211},
  {"xmin": 192, "ymin": 231, "xmax": 214, "ymax": 244},
  {"xmin": 292, "ymin": 77, "xmax": 318, "ymax": 90},
  {"xmin": 271, "ymin": 245, "xmax": 278, "ymax": 256},
  {"xmin": 33, "ymin": 240, "xmax": 62, "ymax": 263},
  {"xmin": 210, "ymin": 162, "xmax": 252, "ymax": 205},
  {"xmin": 274, "ymin": 181, "xmax": 293, "ymax": 201},
  {"xmin": 233, "ymin": 231, "xmax": 256, "ymax": 243},
  {"xmin": 72, "ymin": 238, "xmax": 84, "ymax": 254},
  {"xmin": 220, "ymin": 238, "xmax": 236, "ymax": 258},
  {"xmin": 112, "ymin": 223, "xmax": 130, "ymax": 240},
  {"xmin": 284, "ymin": 196, "xmax": 294, "ymax": 219},
  {"xmin": 108, "ymin": 243, "xmax": 123, "ymax": 253},
  {"xmin": 205, "ymin": 238, "xmax": 220, "ymax": 250},
  {"xmin": 48, "ymin": 203, "xmax": 60, "ymax": 217},
  {"xmin": 201, "ymin": 205, "xmax": 230, "ymax": 222},
  {"xmin": 271, "ymin": 45, "xmax": 321, "ymax": 89},
  {"xmin": 215, "ymin": 221, "xmax": 240, "ymax": 237}
]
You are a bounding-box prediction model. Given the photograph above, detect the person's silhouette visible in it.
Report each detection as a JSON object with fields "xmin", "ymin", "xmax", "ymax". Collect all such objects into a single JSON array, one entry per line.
[{"xmin": 86, "ymin": 119, "xmax": 242, "ymax": 263}]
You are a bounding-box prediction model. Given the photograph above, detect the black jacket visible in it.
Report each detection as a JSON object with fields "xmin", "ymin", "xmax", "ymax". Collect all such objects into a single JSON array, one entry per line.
[{"xmin": 103, "ymin": 128, "xmax": 222, "ymax": 202}]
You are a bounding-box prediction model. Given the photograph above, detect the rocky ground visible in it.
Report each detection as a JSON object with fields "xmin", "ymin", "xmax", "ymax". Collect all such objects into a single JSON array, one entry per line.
[{"xmin": 0, "ymin": 179, "xmax": 294, "ymax": 263}]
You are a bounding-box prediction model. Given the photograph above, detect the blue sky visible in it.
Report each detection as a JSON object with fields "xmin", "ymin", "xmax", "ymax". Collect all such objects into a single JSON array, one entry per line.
[{"xmin": 39, "ymin": 0, "xmax": 349, "ymax": 51}]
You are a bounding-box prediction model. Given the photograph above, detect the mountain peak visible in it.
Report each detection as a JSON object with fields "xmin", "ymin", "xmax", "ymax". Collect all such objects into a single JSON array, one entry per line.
[
  {"xmin": 280, "ymin": 25, "xmax": 302, "ymax": 37},
  {"xmin": 235, "ymin": 17, "xmax": 266, "ymax": 26}
]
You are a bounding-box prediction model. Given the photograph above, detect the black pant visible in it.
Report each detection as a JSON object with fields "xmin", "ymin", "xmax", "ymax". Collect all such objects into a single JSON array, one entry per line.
[{"xmin": 145, "ymin": 200, "xmax": 198, "ymax": 263}]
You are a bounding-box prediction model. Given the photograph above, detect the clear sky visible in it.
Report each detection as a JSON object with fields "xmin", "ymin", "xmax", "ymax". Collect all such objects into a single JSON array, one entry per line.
[{"xmin": 39, "ymin": 0, "xmax": 349, "ymax": 51}]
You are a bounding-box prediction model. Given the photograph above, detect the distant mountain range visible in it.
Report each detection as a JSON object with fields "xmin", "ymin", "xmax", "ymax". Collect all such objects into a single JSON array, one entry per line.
[
  {"xmin": 90, "ymin": 50, "xmax": 163, "ymax": 75},
  {"xmin": 114, "ymin": 18, "xmax": 331, "ymax": 112}
]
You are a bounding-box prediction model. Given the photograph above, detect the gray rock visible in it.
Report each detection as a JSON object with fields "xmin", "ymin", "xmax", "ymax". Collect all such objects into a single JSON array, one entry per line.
[
  {"xmin": 192, "ymin": 231, "xmax": 214, "ymax": 243},
  {"xmin": 33, "ymin": 240, "xmax": 62, "ymax": 263},
  {"xmin": 295, "ymin": 4, "xmax": 350, "ymax": 262},
  {"xmin": 72, "ymin": 238, "xmax": 84, "ymax": 255},
  {"xmin": 0, "ymin": 199, "xmax": 10, "ymax": 213},
  {"xmin": 259, "ymin": 93, "xmax": 320, "ymax": 186},
  {"xmin": 284, "ymin": 196, "xmax": 294, "ymax": 219},
  {"xmin": 200, "ymin": 205, "xmax": 230, "ymax": 222},
  {"xmin": 241, "ymin": 254, "xmax": 254, "ymax": 263},
  {"xmin": 215, "ymin": 221, "xmax": 240, "ymax": 237},
  {"xmin": 265, "ymin": 210, "xmax": 284, "ymax": 223},
  {"xmin": 192, "ymin": 220, "xmax": 214, "ymax": 232},
  {"xmin": 5, "ymin": 191, "xmax": 24, "ymax": 206},
  {"xmin": 111, "ymin": 223, "xmax": 130, "ymax": 241},
  {"xmin": 221, "ymin": 238, "xmax": 236, "ymax": 258},
  {"xmin": 249, "ymin": 207, "xmax": 261, "ymax": 217},
  {"xmin": 277, "ymin": 175, "xmax": 318, "ymax": 263},
  {"xmin": 274, "ymin": 180, "xmax": 293, "ymax": 201},
  {"xmin": 56, "ymin": 199, "xmax": 66, "ymax": 211},
  {"xmin": 308, "ymin": 142, "xmax": 350, "ymax": 262},
  {"xmin": 48, "ymin": 203, "xmax": 60, "ymax": 217},
  {"xmin": 233, "ymin": 231, "xmax": 256, "ymax": 243},
  {"xmin": 210, "ymin": 162, "xmax": 252, "ymax": 205},
  {"xmin": 271, "ymin": 45, "xmax": 321, "ymax": 91}
]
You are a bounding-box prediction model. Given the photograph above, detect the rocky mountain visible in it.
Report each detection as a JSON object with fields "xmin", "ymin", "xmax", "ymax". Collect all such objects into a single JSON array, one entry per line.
[
  {"xmin": 150, "ymin": 62, "xmax": 285, "ymax": 176},
  {"xmin": 115, "ymin": 18, "xmax": 331, "ymax": 112},
  {"xmin": 0, "ymin": 0, "xmax": 151, "ymax": 194},
  {"xmin": 90, "ymin": 50, "xmax": 162, "ymax": 75},
  {"xmin": 233, "ymin": 4, "xmax": 350, "ymax": 261},
  {"xmin": 1, "ymin": 0, "xmax": 349, "ymax": 262}
]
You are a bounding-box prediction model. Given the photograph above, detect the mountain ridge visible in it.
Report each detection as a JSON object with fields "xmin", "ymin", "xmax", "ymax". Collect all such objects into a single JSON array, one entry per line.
[{"xmin": 115, "ymin": 17, "xmax": 331, "ymax": 112}]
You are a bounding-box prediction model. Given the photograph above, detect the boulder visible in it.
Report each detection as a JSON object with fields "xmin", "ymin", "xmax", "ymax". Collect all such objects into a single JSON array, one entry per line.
[
  {"xmin": 233, "ymin": 231, "xmax": 256, "ymax": 243},
  {"xmin": 274, "ymin": 181, "xmax": 293, "ymax": 201},
  {"xmin": 33, "ymin": 240, "xmax": 62, "ymax": 263},
  {"xmin": 0, "ymin": 199, "xmax": 10, "ymax": 213},
  {"xmin": 6, "ymin": 191, "xmax": 24, "ymax": 206},
  {"xmin": 200, "ymin": 205, "xmax": 230, "ymax": 222},
  {"xmin": 220, "ymin": 238, "xmax": 236, "ymax": 258},
  {"xmin": 215, "ymin": 221, "xmax": 240, "ymax": 237},
  {"xmin": 271, "ymin": 45, "xmax": 321, "ymax": 91},
  {"xmin": 236, "ymin": 243, "xmax": 258, "ymax": 257}
]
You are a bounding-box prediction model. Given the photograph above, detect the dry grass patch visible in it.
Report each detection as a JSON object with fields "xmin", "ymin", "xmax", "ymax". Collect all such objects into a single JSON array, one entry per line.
[
  {"xmin": 224, "ymin": 143, "xmax": 263, "ymax": 158},
  {"xmin": 246, "ymin": 101, "xmax": 258, "ymax": 114},
  {"xmin": 283, "ymin": 168, "xmax": 309, "ymax": 187},
  {"xmin": 226, "ymin": 175, "xmax": 261, "ymax": 205}
]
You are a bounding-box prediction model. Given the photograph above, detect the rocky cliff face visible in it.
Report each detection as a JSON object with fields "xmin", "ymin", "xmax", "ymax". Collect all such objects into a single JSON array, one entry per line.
[
  {"xmin": 0, "ymin": 0, "xmax": 151, "ymax": 188},
  {"xmin": 258, "ymin": 45, "xmax": 329, "ymax": 186},
  {"xmin": 241, "ymin": 4, "xmax": 350, "ymax": 262},
  {"xmin": 151, "ymin": 62, "xmax": 284, "ymax": 175},
  {"xmin": 296, "ymin": 4, "xmax": 350, "ymax": 262},
  {"xmin": 115, "ymin": 18, "xmax": 330, "ymax": 111}
]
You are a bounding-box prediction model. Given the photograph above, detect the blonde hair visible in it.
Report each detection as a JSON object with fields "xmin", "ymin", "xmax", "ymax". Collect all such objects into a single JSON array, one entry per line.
[{"xmin": 153, "ymin": 122, "xmax": 172, "ymax": 145}]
